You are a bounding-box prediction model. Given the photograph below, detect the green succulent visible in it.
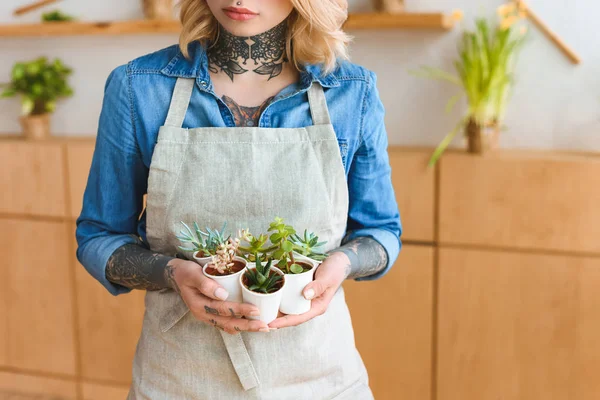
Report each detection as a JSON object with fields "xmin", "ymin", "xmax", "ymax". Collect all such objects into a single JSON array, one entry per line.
[
  {"xmin": 1, "ymin": 57, "xmax": 73, "ymax": 116},
  {"xmin": 243, "ymin": 256, "xmax": 283, "ymax": 294},
  {"xmin": 237, "ymin": 229, "xmax": 270, "ymax": 262},
  {"xmin": 291, "ymin": 230, "xmax": 327, "ymax": 261},
  {"xmin": 176, "ymin": 221, "xmax": 230, "ymax": 256},
  {"xmin": 42, "ymin": 10, "xmax": 75, "ymax": 22},
  {"xmin": 267, "ymin": 217, "xmax": 306, "ymax": 274}
]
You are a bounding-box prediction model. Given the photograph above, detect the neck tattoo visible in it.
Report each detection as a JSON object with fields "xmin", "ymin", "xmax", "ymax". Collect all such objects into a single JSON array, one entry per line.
[{"xmin": 208, "ymin": 18, "xmax": 289, "ymax": 82}]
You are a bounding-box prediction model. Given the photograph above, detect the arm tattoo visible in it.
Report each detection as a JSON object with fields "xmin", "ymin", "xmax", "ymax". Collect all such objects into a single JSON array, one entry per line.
[
  {"xmin": 327, "ymin": 237, "xmax": 388, "ymax": 280},
  {"xmin": 222, "ymin": 94, "xmax": 274, "ymax": 127},
  {"xmin": 105, "ymin": 242, "xmax": 179, "ymax": 292}
]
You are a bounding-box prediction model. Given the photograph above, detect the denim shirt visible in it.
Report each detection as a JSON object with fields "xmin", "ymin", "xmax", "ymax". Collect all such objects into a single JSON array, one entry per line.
[{"xmin": 75, "ymin": 41, "xmax": 402, "ymax": 296}]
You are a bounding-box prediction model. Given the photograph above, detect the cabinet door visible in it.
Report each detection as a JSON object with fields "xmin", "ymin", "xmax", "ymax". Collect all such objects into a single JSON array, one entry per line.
[
  {"xmin": 389, "ymin": 148, "xmax": 435, "ymax": 242},
  {"xmin": 2, "ymin": 219, "xmax": 76, "ymax": 375},
  {"xmin": 0, "ymin": 371, "xmax": 77, "ymax": 399},
  {"xmin": 344, "ymin": 245, "xmax": 434, "ymax": 400},
  {"xmin": 0, "ymin": 141, "xmax": 66, "ymax": 217},
  {"xmin": 72, "ymin": 225, "xmax": 146, "ymax": 383},
  {"xmin": 438, "ymin": 247, "xmax": 600, "ymax": 400}
]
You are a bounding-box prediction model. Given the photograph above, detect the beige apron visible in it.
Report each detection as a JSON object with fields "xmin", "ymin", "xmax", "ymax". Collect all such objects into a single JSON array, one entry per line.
[{"xmin": 127, "ymin": 77, "xmax": 374, "ymax": 400}]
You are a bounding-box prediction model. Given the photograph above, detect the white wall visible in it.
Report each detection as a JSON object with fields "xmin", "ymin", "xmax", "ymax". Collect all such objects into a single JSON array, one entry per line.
[{"xmin": 1, "ymin": 0, "xmax": 598, "ymax": 151}]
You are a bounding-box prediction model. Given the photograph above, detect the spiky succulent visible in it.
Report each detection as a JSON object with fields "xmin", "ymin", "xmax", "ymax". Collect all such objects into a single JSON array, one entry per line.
[
  {"xmin": 243, "ymin": 255, "xmax": 283, "ymax": 294},
  {"xmin": 176, "ymin": 222, "xmax": 230, "ymax": 257},
  {"xmin": 291, "ymin": 230, "xmax": 328, "ymax": 261}
]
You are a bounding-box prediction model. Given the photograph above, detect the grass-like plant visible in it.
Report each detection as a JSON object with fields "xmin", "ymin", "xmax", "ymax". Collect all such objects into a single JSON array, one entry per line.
[
  {"xmin": 0, "ymin": 57, "xmax": 73, "ymax": 116},
  {"xmin": 411, "ymin": 3, "xmax": 527, "ymax": 166},
  {"xmin": 243, "ymin": 256, "xmax": 283, "ymax": 294},
  {"xmin": 42, "ymin": 10, "xmax": 75, "ymax": 22}
]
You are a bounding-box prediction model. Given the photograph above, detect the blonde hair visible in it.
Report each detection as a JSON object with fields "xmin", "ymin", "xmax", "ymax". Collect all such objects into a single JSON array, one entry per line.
[{"xmin": 176, "ymin": 0, "xmax": 352, "ymax": 75}]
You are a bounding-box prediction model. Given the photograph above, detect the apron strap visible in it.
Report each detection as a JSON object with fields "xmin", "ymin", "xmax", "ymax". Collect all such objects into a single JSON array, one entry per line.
[
  {"xmin": 307, "ymin": 81, "xmax": 332, "ymax": 126},
  {"xmin": 164, "ymin": 78, "xmax": 195, "ymax": 128},
  {"xmin": 219, "ymin": 330, "xmax": 261, "ymax": 391}
]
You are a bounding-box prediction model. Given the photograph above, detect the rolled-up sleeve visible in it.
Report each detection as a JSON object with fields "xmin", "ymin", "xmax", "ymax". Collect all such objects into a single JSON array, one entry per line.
[
  {"xmin": 75, "ymin": 64, "xmax": 148, "ymax": 296},
  {"xmin": 344, "ymin": 70, "xmax": 402, "ymax": 281}
]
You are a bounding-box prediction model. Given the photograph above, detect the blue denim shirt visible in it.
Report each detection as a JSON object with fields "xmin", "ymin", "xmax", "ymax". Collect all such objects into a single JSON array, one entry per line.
[{"xmin": 75, "ymin": 41, "xmax": 402, "ymax": 296}]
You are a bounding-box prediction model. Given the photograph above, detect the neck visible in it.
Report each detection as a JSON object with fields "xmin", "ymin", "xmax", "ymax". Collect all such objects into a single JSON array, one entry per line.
[{"xmin": 207, "ymin": 18, "xmax": 289, "ymax": 82}]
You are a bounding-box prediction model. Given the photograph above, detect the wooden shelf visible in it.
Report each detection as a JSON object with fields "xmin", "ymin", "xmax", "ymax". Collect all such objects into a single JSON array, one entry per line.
[{"xmin": 0, "ymin": 13, "xmax": 455, "ymax": 37}]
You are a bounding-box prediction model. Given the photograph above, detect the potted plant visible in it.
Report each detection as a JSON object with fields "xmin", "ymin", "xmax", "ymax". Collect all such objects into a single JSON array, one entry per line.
[
  {"xmin": 0, "ymin": 57, "xmax": 74, "ymax": 140},
  {"xmin": 203, "ymin": 236, "xmax": 247, "ymax": 303},
  {"xmin": 266, "ymin": 217, "xmax": 325, "ymax": 315},
  {"xmin": 176, "ymin": 222, "xmax": 229, "ymax": 266},
  {"xmin": 411, "ymin": 4, "xmax": 527, "ymax": 166},
  {"xmin": 237, "ymin": 229, "xmax": 271, "ymax": 265},
  {"xmin": 240, "ymin": 256, "xmax": 286, "ymax": 323}
]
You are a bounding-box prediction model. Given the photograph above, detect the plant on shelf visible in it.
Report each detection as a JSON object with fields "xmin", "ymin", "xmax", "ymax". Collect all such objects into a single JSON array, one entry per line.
[
  {"xmin": 291, "ymin": 230, "xmax": 328, "ymax": 261},
  {"xmin": 0, "ymin": 57, "xmax": 74, "ymax": 140},
  {"xmin": 42, "ymin": 10, "xmax": 75, "ymax": 22},
  {"xmin": 237, "ymin": 229, "xmax": 271, "ymax": 263},
  {"xmin": 411, "ymin": 3, "xmax": 527, "ymax": 166}
]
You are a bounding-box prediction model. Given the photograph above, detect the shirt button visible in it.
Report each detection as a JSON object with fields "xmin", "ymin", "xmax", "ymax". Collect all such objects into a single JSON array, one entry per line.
[
  {"xmin": 246, "ymin": 120, "xmax": 254, "ymax": 126},
  {"xmin": 199, "ymin": 80, "xmax": 207, "ymax": 86}
]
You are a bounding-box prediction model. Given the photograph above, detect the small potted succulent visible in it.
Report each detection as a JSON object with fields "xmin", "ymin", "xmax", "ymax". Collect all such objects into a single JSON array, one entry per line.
[
  {"xmin": 0, "ymin": 57, "xmax": 74, "ymax": 140},
  {"xmin": 176, "ymin": 222, "xmax": 229, "ymax": 266},
  {"xmin": 203, "ymin": 236, "xmax": 247, "ymax": 303},
  {"xmin": 240, "ymin": 255, "xmax": 286, "ymax": 323},
  {"xmin": 267, "ymin": 217, "xmax": 325, "ymax": 315},
  {"xmin": 237, "ymin": 229, "xmax": 271, "ymax": 265}
]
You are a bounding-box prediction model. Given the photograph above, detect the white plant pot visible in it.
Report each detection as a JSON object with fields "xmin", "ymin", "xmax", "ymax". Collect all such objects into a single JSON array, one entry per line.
[
  {"xmin": 193, "ymin": 251, "xmax": 212, "ymax": 266},
  {"xmin": 202, "ymin": 256, "xmax": 247, "ymax": 303},
  {"xmin": 240, "ymin": 266, "xmax": 286, "ymax": 324},
  {"xmin": 279, "ymin": 256, "xmax": 319, "ymax": 315}
]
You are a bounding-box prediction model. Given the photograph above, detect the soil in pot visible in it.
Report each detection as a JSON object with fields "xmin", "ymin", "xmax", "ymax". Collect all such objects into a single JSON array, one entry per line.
[{"xmin": 205, "ymin": 259, "xmax": 246, "ymax": 277}]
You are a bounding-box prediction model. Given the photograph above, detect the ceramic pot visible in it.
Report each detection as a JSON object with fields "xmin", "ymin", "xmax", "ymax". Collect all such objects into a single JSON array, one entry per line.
[
  {"xmin": 279, "ymin": 255, "xmax": 319, "ymax": 315},
  {"xmin": 203, "ymin": 256, "xmax": 247, "ymax": 303},
  {"xmin": 193, "ymin": 250, "xmax": 212, "ymax": 266},
  {"xmin": 465, "ymin": 118, "xmax": 500, "ymax": 154},
  {"xmin": 20, "ymin": 113, "xmax": 50, "ymax": 140},
  {"xmin": 240, "ymin": 266, "xmax": 285, "ymax": 324},
  {"xmin": 142, "ymin": 0, "xmax": 173, "ymax": 20}
]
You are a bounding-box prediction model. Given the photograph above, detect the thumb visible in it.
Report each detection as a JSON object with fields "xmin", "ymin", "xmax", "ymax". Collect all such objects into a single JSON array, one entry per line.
[{"xmin": 303, "ymin": 279, "xmax": 328, "ymax": 300}]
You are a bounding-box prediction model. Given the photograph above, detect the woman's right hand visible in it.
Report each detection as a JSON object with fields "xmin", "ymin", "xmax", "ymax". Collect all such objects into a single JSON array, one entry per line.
[{"xmin": 168, "ymin": 259, "xmax": 269, "ymax": 334}]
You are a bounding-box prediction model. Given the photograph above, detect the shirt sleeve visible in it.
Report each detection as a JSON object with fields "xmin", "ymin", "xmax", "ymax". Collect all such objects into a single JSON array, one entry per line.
[
  {"xmin": 75, "ymin": 64, "xmax": 148, "ymax": 296},
  {"xmin": 344, "ymin": 70, "xmax": 402, "ymax": 281}
]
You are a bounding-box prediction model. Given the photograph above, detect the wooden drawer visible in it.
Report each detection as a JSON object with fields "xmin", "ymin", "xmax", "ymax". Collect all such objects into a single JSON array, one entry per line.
[
  {"xmin": 1, "ymin": 219, "xmax": 76, "ymax": 375},
  {"xmin": 345, "ymin": 244, "xmax": 434, "ymax": 400},
  {"xmin": 0, "ymin": 141, "xmax": 66, "ymax": 217},
  {"xmin": 439, "ymin": 151, "xmax": 600, "ymax": 253},
  {"xmin": 437, "ymin": 247, "xmax": 600, "ymax": 400}
]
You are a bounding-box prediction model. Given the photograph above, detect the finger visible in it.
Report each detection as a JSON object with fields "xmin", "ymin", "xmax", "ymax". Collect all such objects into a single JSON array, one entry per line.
[
  {"xmin": 188, "ymin": 272, "xmax": 230, "ymax": 301},
  {"xmin": 302, "ymin": 278, "xmax": 329, "ymax": 300},
  {"xmin": 268, "ymin": 290, "xmax": 331, "ymax": 329},
  {"xmin": 202, "ymin": 300, "xmax": 261, "ymax": 319},
  {"xmin": 206, "ymin": 314, "xmax": 269, "ymax": 334}
]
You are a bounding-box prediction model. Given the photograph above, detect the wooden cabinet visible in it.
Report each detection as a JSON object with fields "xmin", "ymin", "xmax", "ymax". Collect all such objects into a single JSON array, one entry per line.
[
  {"xmin": 1, "ymin": 219, "xmax": 76, "ymax": 375},
  {"xmin": 0, "ymin": 371, "xmax": 77, "ymax": 399},
  {"xmin": 345, "ymin": 245, "xmax": 434, "ymax": 400},
  {"xmin": 439, "ymin": 151, "xmax": 600, "ymax": 253},
  {"xmin": 389, "ymin": 148, "xmax": 436, "ymax": 243},
  {"xmin": 437, "ymin": 247, "xmax": 600, "ymax": 400},
  {"xmin": 82, "ymin": 382, "xmax": 130, "ymax": 400},
  {"xmin": 0, "ymin": 141, "xmax": 67, "ymax": 218}
]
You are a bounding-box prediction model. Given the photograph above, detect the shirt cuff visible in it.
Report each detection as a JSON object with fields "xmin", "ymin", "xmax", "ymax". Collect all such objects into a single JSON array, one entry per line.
[
  {"xmin": 76, "ymin": 233, "xmax": 139, "ymax": 296},
  {"xmin": 344, "ymin": 228, "xmax": 402, "ymax": 281}
]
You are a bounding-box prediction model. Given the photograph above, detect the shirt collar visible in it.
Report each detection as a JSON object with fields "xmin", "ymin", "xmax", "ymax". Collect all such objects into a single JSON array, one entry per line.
[{"xmin": 160, "ymin": 40, "xmax": 340, "ymax": 88}]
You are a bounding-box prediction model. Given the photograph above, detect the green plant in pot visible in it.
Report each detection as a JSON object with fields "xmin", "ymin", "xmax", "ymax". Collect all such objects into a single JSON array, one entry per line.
[
  {"xmin": 291, "ymin": 229, "xmax": 328, "ymax": 262},
  {"xmin": 0, "ymin": 57, "xmax": 74, "ymax": 140},
  {"xmin": 240, "ymin": 255, "xmax": 285, "ymax": 323},
  {"xmin": 266, "ymin": 217, "xmax": 313, "ymax": 274},
  {"xmin": 176, "ymin": 221, "xmax": 230, "ymax": 266},
  {"xmin": 411, "ymin": 4, "xmax": 527, "ymax": 166},
  {"xmin": 237, "ymin": 229, "xmax": 271, "ymax": 263}
]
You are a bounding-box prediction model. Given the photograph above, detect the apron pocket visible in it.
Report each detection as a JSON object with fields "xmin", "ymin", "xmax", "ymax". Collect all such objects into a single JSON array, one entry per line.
[{"xmin": 155, "ymin": 289, "xmax": 190, "ymax": 333}]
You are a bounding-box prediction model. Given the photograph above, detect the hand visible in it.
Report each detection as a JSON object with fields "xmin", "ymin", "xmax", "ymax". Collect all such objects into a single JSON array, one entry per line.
[
  {"xmin": 267, "ymin": 252, "xmax": 350, "ymax": 329},
  {"xmin": 168, "ymin": 259, "xmax": 269, "ymax": 334}
]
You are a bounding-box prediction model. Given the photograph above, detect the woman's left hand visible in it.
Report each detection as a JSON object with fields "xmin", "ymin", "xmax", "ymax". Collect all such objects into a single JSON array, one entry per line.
[{"xmin": 267, "ymin": 252, "xmax": 350, "ymax": 329}]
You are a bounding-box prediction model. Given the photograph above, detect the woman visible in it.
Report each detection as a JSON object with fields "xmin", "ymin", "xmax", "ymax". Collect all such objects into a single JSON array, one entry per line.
[{"xmin": 76, "ymin": 0, "xmax": 401, "ymax": 398}]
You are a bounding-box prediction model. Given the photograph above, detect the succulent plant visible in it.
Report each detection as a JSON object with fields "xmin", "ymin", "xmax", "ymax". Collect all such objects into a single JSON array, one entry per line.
[
  {"xmin": 176, "ymin": 222, "xmax": 230, "ymax": 257},
  {"xmin": 209, "ymin": 237, "xmax": 241, "ymax": 275},
  {"xmin": 243, "ymin": 255, "xmax": 283, "ymax": 294},
  {"xmin": 237, "ymin": 229, "xmax": 271, "ymax": 262},
  {"xmin": 290, "ymin": 230, "xmax": 328, "ymax": 261},
  {"xmin": 266, "ymin": 217, "xmax": 306, "ymax": 274}
]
